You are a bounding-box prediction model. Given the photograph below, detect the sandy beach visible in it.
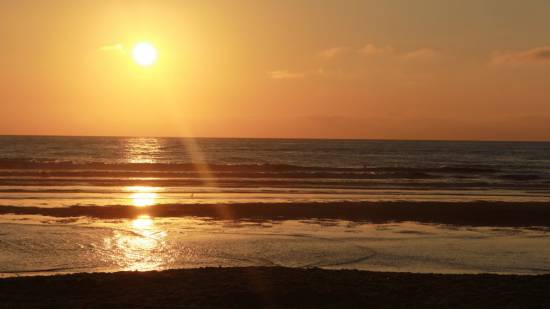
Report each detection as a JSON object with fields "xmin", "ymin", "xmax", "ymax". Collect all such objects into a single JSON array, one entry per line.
[{"xmin": 1, "ymin": 267, "xmax": 550, "ymax": 308}]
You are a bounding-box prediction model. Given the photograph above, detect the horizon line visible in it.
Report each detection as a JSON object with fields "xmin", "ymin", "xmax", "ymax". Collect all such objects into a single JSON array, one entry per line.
[{"xmin": 0, "ymin": 133, "xmax": 549, "ymax": 143}]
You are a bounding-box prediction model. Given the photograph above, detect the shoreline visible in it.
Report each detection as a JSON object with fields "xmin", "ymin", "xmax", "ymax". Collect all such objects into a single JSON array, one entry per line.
[
  {"xmin": 3, "ymin": 201, "xmax": 550, "ymax": 227},
  {"xmin": 1, "ymin": 267, "xmax": 549, "ymax": 308}
]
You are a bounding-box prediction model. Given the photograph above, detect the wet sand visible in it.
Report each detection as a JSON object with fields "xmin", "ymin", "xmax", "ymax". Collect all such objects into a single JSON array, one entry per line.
[
  {"xmin": 1, "ymin": 267, "xmax": 549, "ymax": 308},
  {"xmin": 3, "ymin": 201, "xmax": 550, "ymax": 227},
  {"xmin": 4, "ymin": 218, "xmax": 550, "ymax": 276}
]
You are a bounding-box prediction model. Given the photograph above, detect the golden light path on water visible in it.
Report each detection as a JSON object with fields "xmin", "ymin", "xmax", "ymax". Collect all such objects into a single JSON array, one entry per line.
[
  {"xmin": 103, "ymin": 186, "xmax": 167, "ymax": 271},
  {"xmin": 104, "ymin": 137, "xmax": 220, "ymax": 271},
  {"xmin": 124, "ymin": 137, "xmax": 162, "ymax": 164},
  {"xmin": 126, "ymin": 186, "xmax": 160, "ymax": 207},
  {"xmin": 116, "ymin": 138, "xmax": 167, "ymax": 270},
  {"xmin": 105, "ymin": 214, "xmax": 169, "ymax": 272}
]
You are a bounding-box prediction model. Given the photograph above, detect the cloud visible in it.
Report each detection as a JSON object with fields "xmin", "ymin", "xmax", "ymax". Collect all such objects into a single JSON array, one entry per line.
[
  {"xmin": 491, "ymin": 46, "xmax": 550, "ymax": 65},
  {"xmin": 267, "ymin": 70, "xmax": 307, "ymax": 80},
  {"xmin": 359, "ymin": 44, "xmax": 439, "ymax": 61},
  {"xmin": 99, "ymin": 43, "xmax": 126, "ymax": 53},
  {"xmin": 271, "ymin": 43, "xmax": 442, "ymax": 81},
  {"xmin": 318, "ymin": 47, "xmax": 351, "ymax": 60},
  {"xmin": 359, "ymin": 44, "xmax": 395, "ymax": 56},
  {"xmin": 402, "ymin": 48, "xmax": 440, "ymax": 60}
]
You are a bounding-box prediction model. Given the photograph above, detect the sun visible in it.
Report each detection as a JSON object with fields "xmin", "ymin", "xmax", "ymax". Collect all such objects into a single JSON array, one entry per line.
[{"xmin": 132, "ymin": 42, "xmax": 158, "ymax": 67}]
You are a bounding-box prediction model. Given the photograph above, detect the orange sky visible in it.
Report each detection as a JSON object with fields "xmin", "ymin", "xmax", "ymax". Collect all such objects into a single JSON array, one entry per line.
[{"xmin": 1, "ymin": 1, "xmax": 550, "ymax": 140}]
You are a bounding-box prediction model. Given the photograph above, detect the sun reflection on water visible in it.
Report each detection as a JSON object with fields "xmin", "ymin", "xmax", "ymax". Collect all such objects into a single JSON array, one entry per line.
[
  {"xmin": 132, "ymin": 215, "xmax": 154, "ymax": 229},
  {"xmin": 104, "ymin": 215, "xmax": 168, "ymax": 272},
  {"xmin": 124, "ymin": 137, "xmax": 161, "ymax": 164},
  {"xmin": 125, "ymin": 186, "xmax": 160, "ymax": 207},
  {"xmin": 130, "ymin": 192, "xmax": 158, "ymax": 207}
]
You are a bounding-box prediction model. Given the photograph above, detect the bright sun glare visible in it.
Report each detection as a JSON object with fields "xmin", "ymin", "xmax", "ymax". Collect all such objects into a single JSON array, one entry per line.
[
  {"xmin": 132, "ymin": 42, "xmax": 158, "ymax": 67},
  {"xmin": 126, "ymin": 186, "xmax": 159, "ymax": 207}
]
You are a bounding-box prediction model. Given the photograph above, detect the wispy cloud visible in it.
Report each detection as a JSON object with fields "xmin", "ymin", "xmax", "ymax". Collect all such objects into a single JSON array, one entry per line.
[
  {"xmin": 491, "ymin": 46, "xmax": 550, "ymax": 65},
  {"xmin": 359, "ymin": 44, "xmax": 395, "ymax": 56},
  {"xmin": 359, "ymin": 43, "xmax": 439, "ymax": 61},
  {"xmin": 318, "ymin": 47, "xmax": 351, "ymax": 60},
  {"xmin": 99, "ymin": 43, "xmax": 126, "ymax": 53},
  {"xmin": 270, "ymin": 43, "xmax": 441, "ymax": 81},
  {"xmin": 402, "ymin": 48, "xmax": 440, "ymax": 60},
  {"xmin": 267, "ymin": 70, "xmax": 307, "ymax": 80}
]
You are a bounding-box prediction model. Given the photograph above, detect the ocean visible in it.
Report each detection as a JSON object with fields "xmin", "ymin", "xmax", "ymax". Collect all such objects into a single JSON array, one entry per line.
[
  {"xmin": 1, "ymin": 136, "xmax": 549, "ymax": 207},
  {"xmin": 1, "ymin": 136, "xmax": 550, "ymax": 276}
]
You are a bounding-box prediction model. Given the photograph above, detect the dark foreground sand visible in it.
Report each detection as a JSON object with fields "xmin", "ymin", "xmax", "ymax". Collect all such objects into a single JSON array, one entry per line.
[{"xmin": 1, "ymin": 267, "xmax": 549, "ymax": 308}]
